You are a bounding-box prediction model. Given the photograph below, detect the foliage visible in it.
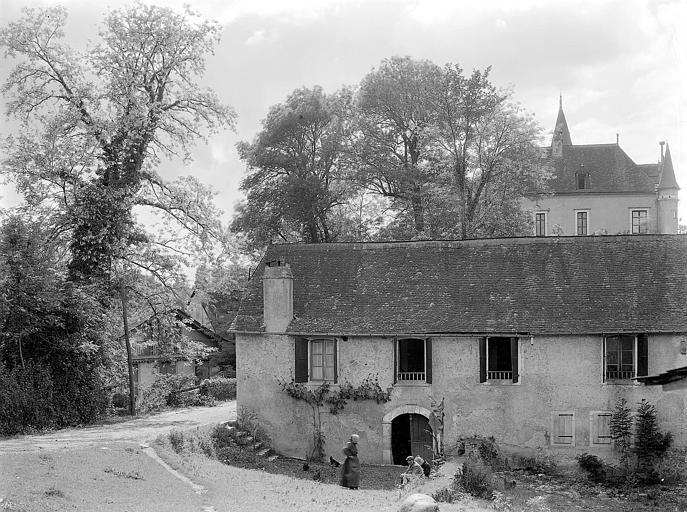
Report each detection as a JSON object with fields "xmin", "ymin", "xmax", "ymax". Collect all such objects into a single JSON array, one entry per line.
[
  {"xmin": 459, "ymin": 456, "xmax": 495, "ymax": 499},
  {"xmin": 200, "ymin": 377, "xmax": 237, "ymax": 401},
  {"xmin": 576, "ymin": 453, "xmax": 606, "ymax": 483},
  {"xmin": 455, "ymin": 435, "xmax": 507, "ymax": 471},
  {"xmin": 634, "ymin": 399, "xmax": 672, "ymax": 481},
  {"xmin": 0, "ymin": 216, "xmax": 109, "ymax": 434},
  {"xmin": 233, "ymin": 86, "xmax": 354, "ymax": 248},
  {"xmin": 136, "ymin": 373, "xmax": 203, "ymax": 414},
  {"xmin": 237, "ymin": 406, "xmax": 270, "ymax": 448},
  {"xmin": 278, "ymin": 374, "xmax": 392, "ymax": 461},
  {"xmin": 610, "ymin": 397, "xmax": 634, "ymax": 477},
  {"xmin": 654, "ymin": 448, "xmax": 687, "ymax": 485}
]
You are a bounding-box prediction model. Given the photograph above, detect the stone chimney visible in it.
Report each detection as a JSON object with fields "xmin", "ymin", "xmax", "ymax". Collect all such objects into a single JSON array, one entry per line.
[{"xmin": 262, "ymin": 259, "xmax": 293, "ymax": 333}]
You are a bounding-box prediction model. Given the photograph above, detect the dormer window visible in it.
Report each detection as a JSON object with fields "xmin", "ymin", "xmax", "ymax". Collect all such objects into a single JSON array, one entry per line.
[{"xmin": 575, "ymin": 171, "xmax": 590, "ymax": 190}]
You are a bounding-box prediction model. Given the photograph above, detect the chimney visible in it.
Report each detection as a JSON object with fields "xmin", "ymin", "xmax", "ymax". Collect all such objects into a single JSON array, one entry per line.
[{"xmin": 263, "ymin": 259, "xmax": 293, "ymax": 333}]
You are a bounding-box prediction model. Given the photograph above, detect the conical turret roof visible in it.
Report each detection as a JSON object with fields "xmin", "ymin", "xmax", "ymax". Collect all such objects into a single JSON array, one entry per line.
[
  {"xmin": 551, "ymin": 95, "xmax": 572, "ymax": 147},
  {"xmin": 658, "ymin": 143, "xmax": 680, "ymax": 190}
]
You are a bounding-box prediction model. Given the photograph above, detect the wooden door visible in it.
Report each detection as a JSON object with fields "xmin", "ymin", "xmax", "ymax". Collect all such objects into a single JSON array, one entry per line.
[{"xmin": 409, "ymin": 414, "xmax": 433, "ymax": 463}]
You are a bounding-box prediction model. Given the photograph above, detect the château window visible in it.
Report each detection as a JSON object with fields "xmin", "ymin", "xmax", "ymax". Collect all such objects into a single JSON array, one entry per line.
[
  {"xmin": 575, "ymin": 171, "xmax": 590, "ymax": 190},
  {"xmin": 535, "ymin": 212, "xmax": 547, "ymax": 237},
  {"xmin": 631, "ymin": 210, "xmax": 648, "ymax": 234},
  {"xmin": 575, "ymin": 211, "xmax": 588, "ymax": 235}
]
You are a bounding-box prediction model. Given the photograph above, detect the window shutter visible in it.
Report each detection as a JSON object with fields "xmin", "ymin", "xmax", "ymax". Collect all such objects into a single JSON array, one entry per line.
[
  {"xmin": 333, "ymin": 339, "xmax": 338, "ymax": 384},
  {"xmin": 393, "ymin": 337, "xmax": 397, "ymax": 384},
  {"xmin": 425, "ymin": 338, "xmax": 432, "ymax": 384},
  {"xmin": 602, "ymin": 337, "xmax": 606, "ymax": 383},
  {"xmin": 479, "ymin": 337, "xmax": 487, "ymax": 383},
  {"xmin": 294, "ymin": 337, "xmax": 308, "ymax": 383},
  {"xmin": 510, "ymin": 337, "xmax": 519, "ymax": 383},
  {"xmin": 637, "ymin": 334, "xmax": 648, "ymax": 377}
]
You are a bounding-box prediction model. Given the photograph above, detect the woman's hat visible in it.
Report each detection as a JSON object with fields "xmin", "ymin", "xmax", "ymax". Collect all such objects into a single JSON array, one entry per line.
[
  {"xmin": 406, "ymin": 455, "xmax": 414, "ymax": 462},
  {"xmin": 350, "ymin": 434, "xmax": 359, "ymax": 443}
]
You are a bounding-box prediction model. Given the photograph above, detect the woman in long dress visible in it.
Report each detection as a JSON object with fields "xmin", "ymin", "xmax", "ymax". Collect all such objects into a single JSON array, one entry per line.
[{"xmin": 340, "ymin": 434, "xmax": 360, "ymax": 489}]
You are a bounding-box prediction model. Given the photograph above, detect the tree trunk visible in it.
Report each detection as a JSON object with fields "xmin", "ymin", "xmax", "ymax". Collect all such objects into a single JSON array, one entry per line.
[
  {"xmin": 120, "ymin": 284, "xmax": 136, "ymax": 416},
  {"xmin": 411, "ymin": 192, "xmax": 425, "ymax": 233}
]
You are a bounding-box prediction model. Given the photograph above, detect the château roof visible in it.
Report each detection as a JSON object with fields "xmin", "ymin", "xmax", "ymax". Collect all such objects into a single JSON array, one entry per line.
[
  {"xmin": 551, "ymin": 96, "xmax": 573, "ymax": 147},
  {"xmin": 544, "ymin": 143, "xmax": 657, "ymax": 193},
  {"xmin": 658, "ymin": 143, "xmax": 680, "ymax": 190},
  {"xmin": 232, "ymin": 235, "xmax": 687, "ymax": 336}
]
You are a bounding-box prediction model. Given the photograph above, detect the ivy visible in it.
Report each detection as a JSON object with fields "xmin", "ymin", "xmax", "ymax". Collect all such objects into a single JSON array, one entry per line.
[
  {"xmin": 277, "ymin": 374, "xmax": 392, "ymax": 461},
  {"xmin": 279, "ymin": 374, "xmax": 392, "ymax": 415}
]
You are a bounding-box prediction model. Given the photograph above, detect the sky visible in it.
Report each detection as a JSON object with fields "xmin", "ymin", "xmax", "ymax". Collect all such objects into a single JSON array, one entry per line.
[{"xmin": 0, "ymin": 0, "xmax": 686, "ymax": 226}]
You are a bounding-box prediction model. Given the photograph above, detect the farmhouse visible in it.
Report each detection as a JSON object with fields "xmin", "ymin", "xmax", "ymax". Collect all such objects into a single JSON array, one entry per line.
[
  {"xmin": 131, "ymin": 308, "xmax": 235, "ymax": 393},
  {"xmin": 232, "ymin": 235, "xmax": 687, "ymax": 464}
]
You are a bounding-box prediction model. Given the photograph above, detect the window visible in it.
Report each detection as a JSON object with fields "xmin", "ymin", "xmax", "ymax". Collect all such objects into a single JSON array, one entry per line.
[
  {"xmin": 552, "ymin": 412, "xmax": 575, "ymax": 446},
  {"xmin": 479, "ymin": 337, "xmax": 519, "ymax": 383},
  {"xmin": 159, "ymin": 361, "xmax": 176, "ymax": 375},
  {"xmin": 590, "ymin": 411, "xmax": 612, "ymax": 446},
  {"xmin": 575, "ymin": 172, "xmax": 590, "ymax": 190},
  {"xmin": 311, "ymin": 339, "xmax": 336, "ymax": 381},
  {"xmin": 294, "ymin": 337, "xmax": 337, "ymax": 383},
  {"xmin": 603, "ymin": 334, "xmax": 648, "ymax": 382},
  {"xmin": 575, "ymin": 211, "xmax": 588, "ymax": 235},
  {"xmin": 535, "ymin": 212, "xmax": 547, "ymax": 237},
  {"xmin": 395, "ymin": 338, "xmax": 432, "ymax": 383},
  {"xmin": 631, "ymin": 210, "xmax": 648, "ymax": 234}
]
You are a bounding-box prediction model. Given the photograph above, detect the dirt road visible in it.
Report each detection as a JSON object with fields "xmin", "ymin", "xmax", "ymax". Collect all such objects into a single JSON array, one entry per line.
[{"xmin": 0, "ymin": 401, "xmax": 236, "ymax": 453}]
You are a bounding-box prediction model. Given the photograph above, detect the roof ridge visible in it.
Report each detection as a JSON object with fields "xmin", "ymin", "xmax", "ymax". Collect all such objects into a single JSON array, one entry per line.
[{"xmin": 269, "ymin": 234, "xmax": 687, "ymax": 251}]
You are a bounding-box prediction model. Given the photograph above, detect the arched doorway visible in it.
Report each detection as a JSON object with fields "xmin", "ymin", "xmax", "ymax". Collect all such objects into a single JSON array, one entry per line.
[{"xmin": 391, "ymin": 413, "xmax": 433, "ymax": 465}]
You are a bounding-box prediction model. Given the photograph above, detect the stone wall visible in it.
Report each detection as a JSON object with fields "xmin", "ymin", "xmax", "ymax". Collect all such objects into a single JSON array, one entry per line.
[{"xmin": 236, "ymin": 332, "xmax": 687, "ymax": 463}]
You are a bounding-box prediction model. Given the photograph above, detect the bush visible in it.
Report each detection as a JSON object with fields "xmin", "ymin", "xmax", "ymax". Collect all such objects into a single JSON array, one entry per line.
[
  {"xmin": 200, "ymin": 377, "xmax": 236, "ymax": 401},
  {"xmin": 455, "ymin": 435, "xmax": 507, "ymax": 471},
  {"xmin": 137, "ymin": 373, "xmax": 201, "ymax": 413},
  {"xmin": 432, "ymin": 487, "xmax": 462, "ymax": 504},
  {"xmin": 0, "ymin": 359, "xmax": 107, "ymax": 436},
  {"xmin": 459, "ymin": 456, "xmax": 494, "ymax": 499},
  {"xmin": 169, "ymin": 428, "xmax": 185, "ymax": 453},
  {"xmin": 576, "ymin": 453, "xmax": 606, "ymax": 482}
]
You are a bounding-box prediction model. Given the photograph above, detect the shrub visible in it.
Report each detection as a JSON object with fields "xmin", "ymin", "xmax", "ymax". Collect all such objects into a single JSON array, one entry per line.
[
  {"xmin": 576, "ymin": 453, "xmax": 606, "ymax": 482},
  {"xmin": 654, "ymin": 448, "xmax": 687, "ymax": 485},
  {"xmin": 432, "ymin": 487, "xmax": 462, "ymax": 504},
  {"xmin": 635, "ymin": 399, "xmax": 672, "ymax": 482},
  {"xmin": 137, "ymin": 373, "xmax": 199, "ymax": 413},
  {"xmin": 200, "ymin": 377, "xmax": 236, "ymax": 401},
  {"xmin": 169, "ymin": 428, "xmax": 185, "ymax": 453},
  {"xmin": 459, "ymin": 456, "xmax": 494, "ymax": 499},
  {"xmin": 455, "ymin": 435, "xmax": 507, "ymax": 471}
]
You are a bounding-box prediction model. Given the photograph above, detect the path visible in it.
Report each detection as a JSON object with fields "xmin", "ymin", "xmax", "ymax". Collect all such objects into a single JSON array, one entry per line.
[{"xmin": 0, "ymin": 401, "xmax": 236, "ymax": 453}]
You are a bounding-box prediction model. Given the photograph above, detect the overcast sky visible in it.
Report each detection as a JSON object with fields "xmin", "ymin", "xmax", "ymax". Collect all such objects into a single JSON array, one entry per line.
[{"xmin": 1, "ymin": 0, "xmax": 686, "ymax": 225}]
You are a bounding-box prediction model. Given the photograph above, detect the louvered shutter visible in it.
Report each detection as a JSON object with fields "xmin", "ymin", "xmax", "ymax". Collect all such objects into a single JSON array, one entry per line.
[
  {"xmin": 294, "ymin": 337, "xmax": 308, "ymax": 383},
  {"xmin": 425, "ymin": 338, "xmax": 432, "ymax": 384},
  {"xmin": 510, "ymin": 337, "xmax": 519, "ymax": 383},
  {"xmin": 479, "ymin": 337, "xmax": 487, "ymax": 383},
  {"xmin": 637, "ymin": 334, "xmax": 648, "ymax": 378}
]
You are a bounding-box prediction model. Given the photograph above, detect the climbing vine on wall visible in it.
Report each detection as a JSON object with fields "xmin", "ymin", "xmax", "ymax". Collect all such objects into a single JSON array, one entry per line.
[{"xmin": 278, "ymin": 374, "xmax": 393, "ymax": 461}]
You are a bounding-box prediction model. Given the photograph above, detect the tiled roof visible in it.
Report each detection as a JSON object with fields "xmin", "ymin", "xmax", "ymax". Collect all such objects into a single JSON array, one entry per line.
[
  {"xmin": 232, "ymin": 235, "xmax": 687, "ymax": 335},
  {"xmin": 543, "ymin": 144, "xmax": 656, "ymax": 193},
  {"xmin": 636, "ymin": 366, "xmax": 687, "ymax": 386}
]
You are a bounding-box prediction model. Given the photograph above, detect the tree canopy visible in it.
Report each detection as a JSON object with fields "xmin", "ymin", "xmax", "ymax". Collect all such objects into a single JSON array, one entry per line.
[
  {"xmin": 0, "ymin": 4, "xmax": 235, "ymax": 283},
  {"xmin": 233, "ymin": 56, "xmax": 550, "ymax": 247}
]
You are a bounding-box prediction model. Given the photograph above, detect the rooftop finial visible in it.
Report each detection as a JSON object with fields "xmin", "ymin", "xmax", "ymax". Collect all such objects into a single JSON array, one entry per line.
[{"xmin": 559, "ymin": 93, "xmax": 562, "ymax": 110}]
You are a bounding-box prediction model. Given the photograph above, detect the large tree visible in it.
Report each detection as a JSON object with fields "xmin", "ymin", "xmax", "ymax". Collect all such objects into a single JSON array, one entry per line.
[
  {"xmin": 352, "ymin": 57, "xmax": 549, "ymax": 239},
  {"xmin": 1, "ymin": 4, "xmax": 234, "ymax": 414},
  {"xmin": 0, "ymin": 4, "xmax": 234, "ymax": 282},
  {"xmin": 233, "ymin": 86, "xmax": 353, "ymax": 247},
  {"xmin": 428, "ymin": 65, "xmax": 547, "ymax": 238}
]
